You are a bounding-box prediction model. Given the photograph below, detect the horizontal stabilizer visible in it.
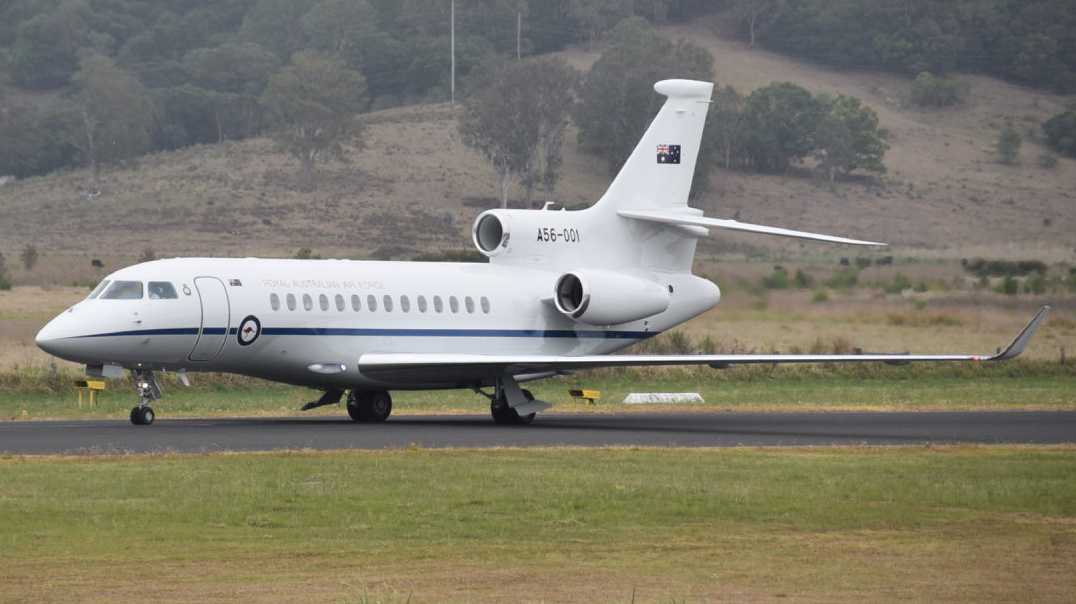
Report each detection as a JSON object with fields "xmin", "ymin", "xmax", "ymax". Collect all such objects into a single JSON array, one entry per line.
[
  {"xmin": 619, "ymin": 209, "xmax": 886, "ymax": 246},
  {"xmin": 357, "ymin": 307, "xmax": 1049, "ymax": 383}
]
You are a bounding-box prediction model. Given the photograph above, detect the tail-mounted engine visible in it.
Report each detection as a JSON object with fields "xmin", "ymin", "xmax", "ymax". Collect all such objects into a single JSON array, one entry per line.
[
  {"xmin": 553, "ymin": 270, "xmax": 670, "ymax": 326},
  {"xmin": 472, "ymin": 208, "xmax": 586, "ymax": 261}
]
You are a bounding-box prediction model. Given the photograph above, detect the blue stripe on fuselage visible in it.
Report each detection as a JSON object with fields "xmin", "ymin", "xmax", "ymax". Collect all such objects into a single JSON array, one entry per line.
[{"xmin": 74, "ymin": 327, "xmax": 653, "ymax": 340}]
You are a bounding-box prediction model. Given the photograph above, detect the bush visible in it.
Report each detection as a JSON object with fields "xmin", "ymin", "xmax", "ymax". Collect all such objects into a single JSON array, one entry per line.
[
  {"xmin": 825, "ymin": 268, "xmax": 859, "ymax": 290},
  {"xmin": 811, "ymin": 289, "xmax": 830, "ymax": 303},
  {"xmin": 996, "ymin": 275, "xmax": 1019, "ymax": 296},
  {"xmin": 0, "ymin": 274, "xmax": 10, "ymax": 291},
  {"xmin": 761, "ymin": 266, "xmax": 790, "ymax": 290},
  {"xmin": 1024, "ymin": 272, "xmax": 1047, "ymax": 295},
  {"xmin": 20, "ymin": 244, "xmax": 38, "ymax": 271},
  {"xmin": 962, "ymin": 258, "xmax": 1047, "ymax": 277},
  {"xmin": 1038, "ymin": 152, "xmax": 1059, "ymax": 169},
  {"xmin": 884, "ymin": 273, "xmax": 912, "ymax": 294},
  {"xmin": 793, "ymin": 269, "xmax": 814, "ymax": 289},
  {"xmin": 910, "ymin": 72, "xmax": 965, "ymax": 108},
  {"xmin": 1043, "ymin": 111, "xmax": 1076, "ymax": 158},
  {"xmin": 997, "ymin": 123, "xmax": 1022, "ymax": 164}
]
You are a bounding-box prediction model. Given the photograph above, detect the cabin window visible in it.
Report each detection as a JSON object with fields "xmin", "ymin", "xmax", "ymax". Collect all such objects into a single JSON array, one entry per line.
[
  {"xmin": 319, "ymin": 294, "xmax": 329, "ymax": 311},
  {"xmin": 286, "ymin": 293, "xmax": 297, "ymax": 311},
  {"xmin": 417, "ymin": 296, "xmax": 428, "ymax": 313},
  {"xmin": 400, "ymin": 295, "xmax": 411, "ymax": 313},
  {"xmin": 302, "ymin": 294, "xmax": 313, "ymax": 311},
  {"xmin": 465, "ymin": 296, "xmax": 475, "ymax": 314},
  {"xmin": 270, "ymin": 293, "xmax": 281, "ymax": 311},
  {"xmin": 433, "ymin": 296, "xmax": 444, "ymax": 313},
  {"xmin": 367, "ymin": 294, "xmax": 378, "ymax": 312},
  {"xmin": 383, "ymin": 295, "xmax": 394, "ymax": 312},
  {"xmin": 88, "ymin": 280, "xmax": 111, "ymax": 299},
  {"xmin": 335, "ymin": 294, "xmax": 345, "ymax": 312},
  {"xmin": 147, "ymin": 282, "xmax": 178, "ymax": 300},
  {"xmin": 351, "ymin": 294, "xmax": 361, "ymax": 312},
  {"xmin": 449, "ymin": 296, "xmax": 459, "ymax": 314},
  {"xmin": 102, "ymin": 281, "xmax": 144, "ymax": 300},
  {"xmin": 481, "ymin": 296, "xmax": 491, "ymax": 314}
]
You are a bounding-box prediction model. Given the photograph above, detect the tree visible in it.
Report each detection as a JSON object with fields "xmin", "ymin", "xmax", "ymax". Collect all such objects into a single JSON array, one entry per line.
[
  {"xmin": 705, "ymin": 85, "xmax": 747, "ymax": 170},
  {"xmin": 0, "ymin": 252, "xmax": 9, "ymax": 291},
  {"xmin": 734, "ymin": 0, "xmax": 785, "ymax": 48},
  {"xmin": 301, "ymin": 0, "xmax": 378, "ymax": 65},
  {"xmin": 568, "ymin": 0, "xmax": 634, "ymax": 47},
  {"xmin": 70, "ymin": 53, "xmax": 158, "ymax": 184},
  {"xmin": 261, "ymin": 52, "xmax": 369, "ymax": 189},
  {"xmin": 909, "ymin": 71, "xmax": 964, "ymax": 108},
  {"xmin": 20, "ymin": 244, "xmax": 39, "ymax": 272},
  {"xmin": 459, "ymin": 58, "xmax": 576, "ymax": 207},
  {"xmin": 997, "ymin": 122, "xmax": 1022, "ymax": 165},
  {"xmin": 574, "ymin": 18, "xmax": 713, "ymax": 175},
  {"xmin": 10, "ymin": 1, "xmax": 91, "ymax": 89},
  {"xmin": 1043, "ymin": 111, "xmax": 1076, "ymax": 158},
  {"xmin": 184, "ymin": 42, "xmax": 280, "ymax": 142},
  {"xmin": 742, "ymin": 82, "xmax": 823, "ymax": 173},
  {"xmin": 519, "ymin": 58, "xmax": 578, "ymax": 200},
  {"xmin": 242, "ymin": 0, "xmax": 319, "ymax": 60},
  {"xmin": 0, "ymin": 106, "xmax": 79, "ymax": 178},
  {"xmin": 814, "ymin": 94, "xmax": 889, "ymax": 181}
]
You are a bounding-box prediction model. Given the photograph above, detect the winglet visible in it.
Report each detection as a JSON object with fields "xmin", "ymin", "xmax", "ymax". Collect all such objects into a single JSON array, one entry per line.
[{"xmin": 989, "ymin": 306, "xmax": 1051, "ymax": 361}]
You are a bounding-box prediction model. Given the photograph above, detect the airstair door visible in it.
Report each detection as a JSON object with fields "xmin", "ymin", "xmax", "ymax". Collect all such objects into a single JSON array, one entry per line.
[{"xmin": 189, "ymin": 277, "xmax": 231, "ymax": 361}]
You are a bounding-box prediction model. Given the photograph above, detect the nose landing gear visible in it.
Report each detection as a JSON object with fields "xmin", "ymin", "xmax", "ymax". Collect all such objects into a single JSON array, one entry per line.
[{"xmin": 130, "ymin": 369, "xmax": 161, "ymax": 426}]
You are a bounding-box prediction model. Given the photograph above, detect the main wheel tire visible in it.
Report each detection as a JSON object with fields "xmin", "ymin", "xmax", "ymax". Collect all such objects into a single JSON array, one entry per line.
[
  {"xmin": 490, "ymin": 390, "xmax": 536, "ymax": 426},
  {"xmin": 130, "ymin": 406, "xmax": 154, "ymax": 426},
  {"xmin": 347, "ymin": 391, "xmax": 392, "ymax": 423},
  {"xmin": 346, "ymin": 391, "xmax": 363, "ymax": 422}
]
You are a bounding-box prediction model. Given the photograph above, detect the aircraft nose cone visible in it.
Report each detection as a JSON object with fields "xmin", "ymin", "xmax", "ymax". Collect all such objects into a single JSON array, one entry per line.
[{"xmin": 35, "ymin": 319, "xmax": 61, "ymax": 356}]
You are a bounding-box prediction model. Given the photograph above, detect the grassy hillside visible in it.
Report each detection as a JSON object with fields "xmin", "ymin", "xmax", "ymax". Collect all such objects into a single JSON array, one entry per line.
[{"xmin": 2, "ymin": 23, "xmax": 1075, "ymax": 286}]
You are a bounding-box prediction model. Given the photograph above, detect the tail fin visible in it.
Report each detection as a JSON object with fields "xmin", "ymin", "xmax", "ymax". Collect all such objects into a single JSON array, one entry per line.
[{"xmin": 593, "ymin": 79, "xmax": 713, "ymax": 214}]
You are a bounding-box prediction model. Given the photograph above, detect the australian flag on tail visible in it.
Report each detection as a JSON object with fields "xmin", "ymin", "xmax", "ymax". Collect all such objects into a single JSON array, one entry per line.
[{"xmin": 657, "ymin": 144, "xmax": 681, "ymax": 164}]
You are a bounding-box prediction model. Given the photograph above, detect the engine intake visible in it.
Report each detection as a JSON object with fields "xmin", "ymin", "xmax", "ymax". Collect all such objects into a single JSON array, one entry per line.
[
  {"xmin": 473, "ymin": 212, "xmax": 509, "ymax": 257},
  {"xmin": 553, "ymin": 270, "xmax": 670, "ymax": 326}
]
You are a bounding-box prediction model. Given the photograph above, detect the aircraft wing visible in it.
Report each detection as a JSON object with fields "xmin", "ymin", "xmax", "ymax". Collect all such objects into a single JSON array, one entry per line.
[
  {"xmin": 357, "ymin": 307, "xmax": 1049, "ymax": 383},
  {"xmin": 618, "ymin": 209, "xmax": 887, "ymax": 246}
]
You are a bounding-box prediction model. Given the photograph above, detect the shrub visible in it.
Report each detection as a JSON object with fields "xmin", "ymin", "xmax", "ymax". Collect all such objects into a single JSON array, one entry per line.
[
  {"xmin": 997, "ymin": 122, "xmax": 1022, "ymax": 164},
  {"xmin": 761, "ymin": 266, "xmax": 790, "ymax": 290},
  {"xmin": 1043, "ymin": 111, "xmax": 1076, "ymax": 158},
  {"xmin": 854, "ymin": 257, "xmax": 872, "ymax": 269},
  {"xmin": 1024, "ymin": 272, "xmax": 1047, "ymax": 295},
  {"xmin": 20, "ymin": 244, "xmax": 38, "ymax": 271},
  {"xmin": 884, "ymin": 273, "xmax": 912, "ymax": 294},
  {"xmin": 910, "ymin": 72, "xmax": 965, "ymax": 108},
  {"xmin": 1038, "ymin": 152, "xmax": 1059, "ymax": 169},
  {"xmin": 793, "ymin": 269, "xmax": 814, "ymax": 289},
  {"xmin": 826, "ymin": 268, "xmax": 859, "ymax": 290},
  {"xmin": 0, "ymin": 274, "xmax": 10, "ymax": 291},
  {"xmin": 996, "ymin": 275, "xmax": 1019, "ymax": 295},
  {"xmin": 811, "ymin": 289, "xmax": 830, "ymax": 303},
  {"xmin": 962, "ymin": 258, "xmax": 1047, "ymax": 277}
]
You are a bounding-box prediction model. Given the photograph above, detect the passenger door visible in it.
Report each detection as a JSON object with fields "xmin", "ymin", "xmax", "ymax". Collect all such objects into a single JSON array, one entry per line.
[{"xmin": 189, "ymin": 277, "xmax": 231, "ymax": 361}]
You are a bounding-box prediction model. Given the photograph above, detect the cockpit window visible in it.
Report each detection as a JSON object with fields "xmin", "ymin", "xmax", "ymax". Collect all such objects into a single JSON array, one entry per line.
[
  {"xmin": 87, "ymin": 280, "xmax": 111, "ymax": 299},
  {"xmin": 101, "ymin": 281, "xmax": 144, "ymax": 300},
  {"xmin": 147, "ymin": 282, "xmax": 178, "ymax": 300}
]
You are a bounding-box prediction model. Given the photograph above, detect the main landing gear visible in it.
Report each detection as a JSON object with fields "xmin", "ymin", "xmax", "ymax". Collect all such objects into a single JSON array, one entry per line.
[
  {"xmin": 130, "ymin": 369, "xmax": 161, "ymax": 426},
  {"xmin": 346, "ymin": 390, "xmax": 393, "ymax": 423},
  {"xmin": 491, "ymin": 388, "xmax": 536, "ymax": 425}
]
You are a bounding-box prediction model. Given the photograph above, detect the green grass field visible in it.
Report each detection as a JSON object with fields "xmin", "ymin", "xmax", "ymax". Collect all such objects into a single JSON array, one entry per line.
[
  {"xmin": 1, "ymin": 446, "xmax": 1074, "ymax": 602},
  {"xmin": 2, "ymin": 362, "xmax": 1074, "ymax": 420}
]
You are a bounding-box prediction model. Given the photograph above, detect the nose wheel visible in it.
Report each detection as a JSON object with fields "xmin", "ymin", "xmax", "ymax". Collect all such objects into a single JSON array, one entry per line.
[
  {"xmin": 130, "ymin": 405, "xmax": 155, "ymax": 425},
  {"xmin": 129, "ymin": 369, "xmax": 161, "ymax": 426}
]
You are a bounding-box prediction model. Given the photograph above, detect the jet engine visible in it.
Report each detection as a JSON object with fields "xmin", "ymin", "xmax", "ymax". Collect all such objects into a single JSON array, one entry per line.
[{"xmin": 553, "ymin": 270, "xmax": 670, "ymax": 326}]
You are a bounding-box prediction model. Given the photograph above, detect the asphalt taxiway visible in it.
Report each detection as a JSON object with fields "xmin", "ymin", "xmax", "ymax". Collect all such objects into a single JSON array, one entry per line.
[{"xmin": 1, "ymin": 411, "xmax": 1074, "ymax": 454}]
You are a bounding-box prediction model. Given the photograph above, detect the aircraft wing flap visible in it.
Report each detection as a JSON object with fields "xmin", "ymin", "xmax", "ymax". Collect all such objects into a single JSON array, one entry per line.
[
  {"xmin": 618, "ymin": 209, "xmax": 887, "ymax": 247},
  {"xmin": 358, "ymin": 307, "xmax": 1048, "ymax": 380}
]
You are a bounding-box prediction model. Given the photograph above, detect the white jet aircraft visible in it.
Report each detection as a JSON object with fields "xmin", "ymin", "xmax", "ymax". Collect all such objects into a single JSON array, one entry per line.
[{"xmin": 36, "ymin": 79, "xmax": 1049, "ymax": 426}]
